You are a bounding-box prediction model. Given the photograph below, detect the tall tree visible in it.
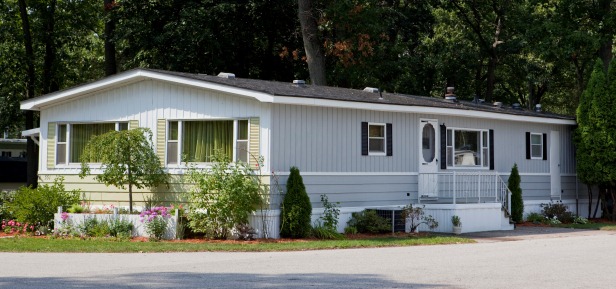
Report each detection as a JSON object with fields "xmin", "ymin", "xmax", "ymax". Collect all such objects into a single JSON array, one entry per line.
[
  {"xmin": 18, "ymin": 0, "xmax": 38, "ymax": 188},
  {"xmin": 104, "ymin": 0, "xmax": 117, "ymax": 76},
  {"xmin": 297, "ymin": 0, "xmax": 326, "ymax": 85}
]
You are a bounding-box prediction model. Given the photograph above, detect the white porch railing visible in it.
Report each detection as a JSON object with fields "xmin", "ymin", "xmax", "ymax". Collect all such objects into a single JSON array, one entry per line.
[{"xmin": 418, "ymin": 172, "xmax": 512, "ymax": 215}]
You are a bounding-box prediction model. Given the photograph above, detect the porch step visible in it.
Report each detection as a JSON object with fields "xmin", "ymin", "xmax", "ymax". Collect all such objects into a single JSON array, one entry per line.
[{"xmin": 500, "ymin": 210, "xmax": 514, "ymax": 230}]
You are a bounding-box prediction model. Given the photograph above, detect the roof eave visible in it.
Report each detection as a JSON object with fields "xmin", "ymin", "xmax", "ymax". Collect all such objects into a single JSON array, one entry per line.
[
  {"xmin": 19, "ymin": 69, "xmax": 275, "ymax": 111},
  {"xmin": 271, "ymin": 95, "xmax": 576, "ymax": 125}
]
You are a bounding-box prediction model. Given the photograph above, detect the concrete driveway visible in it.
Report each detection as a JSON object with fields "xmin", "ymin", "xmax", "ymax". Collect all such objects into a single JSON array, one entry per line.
[{"xmin": 1, "ymin": 228, "xmax": 615, "ymax": 289}]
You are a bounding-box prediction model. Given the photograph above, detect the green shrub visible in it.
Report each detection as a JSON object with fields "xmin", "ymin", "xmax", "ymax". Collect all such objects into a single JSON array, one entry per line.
[
  {"xmin": 280, "ymin": 167, "xmax": 312, "ymax": 238},
  {"xmin": 0, "ymin": 190, "xmax": 15, "ymax": 220},
  {"xmin": 573, "ymin": 215, "xmax": 589, "ymax": 224},
  {"xmin": 79, "ymin": 217, "xmax": 111, "ymax": 237},
  {"xmin": 344, "ymin": 226, "xmax": 358, "ymax": 235},
  {"xmin": 508, "ymin": 163, "xmax": 524, "ymax": 223},
  {"xmin": 312, "ymin": 221, "xmax": 344, "ymax": 240},
  {"xmin": 108, "ymin": 217, "xmax": 134, "ymax": 238},
  {"xmin": 185, "ymin": 151, "xmax": 262, "ymax": 239},
  {"xmin": 541, "ymin": 202, "xmax": 574, "ymax": 223},
  {"xmin": 66, "ymin": 204, "xmax": 85, "ymax": 213},
  {"xmin": 525, "ymin": 212, "xmax": 545, "ymax": 224},
  {"xmin": 346, "ymin": 210, "xmax": 390, "ymax": 234},
  {"xmin": 6, "ymin": 177, "xmax": 80, "ymax": 226},
  {"xmin": 402, "ymin": 204, "xmax": 438, "ymax": 232}
]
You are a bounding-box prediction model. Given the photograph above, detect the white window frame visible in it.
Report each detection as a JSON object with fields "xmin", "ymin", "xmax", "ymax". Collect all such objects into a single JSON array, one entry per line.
[
  {"xmin": 368, "ymin": 122, "xmax": 386, "ymax": 156},
  {"xmin": 56, "ymin": 121, "xmax": 129, "ymax": 167},
  {"xmin": 446, "ymin": 127, "xmax": 490, "ymax": 169},
  {"xmin": 530, "ymin": 132, "xmax": 543, "ymax": 160},
  {"xmin": 166, "ymin": 119, "xmax": 249, "ymax": 166}
]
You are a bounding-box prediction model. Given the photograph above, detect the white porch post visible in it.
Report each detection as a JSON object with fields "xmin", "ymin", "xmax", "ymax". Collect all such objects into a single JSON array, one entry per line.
[{"xmin": 453, "ymin": 172, "xmax": 457, "ymax": 204}]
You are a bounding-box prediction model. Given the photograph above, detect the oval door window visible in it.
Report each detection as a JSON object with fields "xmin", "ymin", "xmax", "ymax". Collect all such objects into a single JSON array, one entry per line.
[{"xmin": 422, "ymin": 123, "xmax": 435, "ymax": 163}]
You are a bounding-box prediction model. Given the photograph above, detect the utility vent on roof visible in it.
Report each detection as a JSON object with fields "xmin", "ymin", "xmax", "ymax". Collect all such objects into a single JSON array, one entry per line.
[
  {"xmin": 363, "ymin": 87, "xmax": 379, "ymax": 93},
  {"xmin": 535, "ymin": 104, "xmax": 542, "ymax": 112},
  {"xmin": 217, "ymin": 72, "xmax": 235, "ymax": 79},
  {"xmin": 293, "ymin": 80, "xmax": 306, "ymax": 87},
  {"xmin": 493, "ymin": 102, "xmax": 503, "ymax": 108},
  {"xmin": 444, "ymin": 86, "xmax": 457, "ymax": 102}
]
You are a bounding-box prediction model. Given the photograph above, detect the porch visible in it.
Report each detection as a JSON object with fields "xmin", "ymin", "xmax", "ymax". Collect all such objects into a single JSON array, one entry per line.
[{"xmin": 416, "ymin": 171, "xmax": 514, "ymax": 233}]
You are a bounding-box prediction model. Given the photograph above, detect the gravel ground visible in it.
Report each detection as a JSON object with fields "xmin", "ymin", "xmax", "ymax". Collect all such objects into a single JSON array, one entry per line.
[{"xmin": 1, "ymin": 227, "xmax": 615, "ymax": 289}]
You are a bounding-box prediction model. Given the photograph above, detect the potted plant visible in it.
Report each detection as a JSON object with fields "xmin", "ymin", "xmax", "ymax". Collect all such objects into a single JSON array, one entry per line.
[{"xmin": 451, "ymin": 215, "xmax": 462, "ymax": 235}]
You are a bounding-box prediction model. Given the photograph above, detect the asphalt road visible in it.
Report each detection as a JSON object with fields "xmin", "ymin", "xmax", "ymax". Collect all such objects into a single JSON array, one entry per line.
[{"xmin": 1, "ymin": 229, "xmax": 615, "ymax": 289}]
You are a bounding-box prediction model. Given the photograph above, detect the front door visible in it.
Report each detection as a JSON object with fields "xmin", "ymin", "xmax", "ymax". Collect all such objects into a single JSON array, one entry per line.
[
  {"xmin": 550, "ymin": 130, "xmax": 561, "ymax": 200},
  {"xmin": 419, "ymin": 119, "xmax": 439, "ymax": 197}
]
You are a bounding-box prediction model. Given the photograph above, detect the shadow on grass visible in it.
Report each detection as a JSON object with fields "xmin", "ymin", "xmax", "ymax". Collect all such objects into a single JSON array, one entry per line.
[{"xmin": 0, "ymin": 272, "xmax": 447, "ymax": 289}]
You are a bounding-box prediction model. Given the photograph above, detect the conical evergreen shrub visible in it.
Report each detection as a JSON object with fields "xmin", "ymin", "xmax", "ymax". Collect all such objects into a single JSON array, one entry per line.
[
  {"xmin": 508, "ymin": 163, "xmax": 524, "ymax": 223},
  {"xmin": 280, "ymin": 167, "xmax": 312, "ymax": 238}
]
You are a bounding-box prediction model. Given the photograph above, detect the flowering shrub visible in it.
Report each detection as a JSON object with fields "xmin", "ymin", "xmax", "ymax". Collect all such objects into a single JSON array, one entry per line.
[
  {"xmin": 140, "ymin": 206, "xmax": 170, "ymax": 240},
  {"xmin": 2, "ymin": 219, "xmax": 34, "ymax": 234},
  {"xmin": 53, "ymin": 212, "xmax": 78, "ymax": 238}
]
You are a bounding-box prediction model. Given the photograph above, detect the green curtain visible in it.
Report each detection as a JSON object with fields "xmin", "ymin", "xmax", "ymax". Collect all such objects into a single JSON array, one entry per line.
[
  {"xmin": 183, "ymin": 121, "xmax": 233, "ymax": 162},
  {"xmin": 71, "ymin": 123, "xmax": 115, "ymax": 162}
]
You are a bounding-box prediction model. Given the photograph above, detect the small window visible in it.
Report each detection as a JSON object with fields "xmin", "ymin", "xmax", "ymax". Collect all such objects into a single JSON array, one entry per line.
[
  {"xmin": 118, "ymin": 122, "xmax": 129, "ymax": 131},
  {"xmin": 530, "ymin": 133, "xmax": 543, "ymax": 159},
  {"xmin": 167, "ymin": 121, "xmax": 179, "ymax": 164},
  {"xmin": 1, "ymin": 151, "xmax": 11, "ymax": 157},
  {"xmin": 57, "ymin": 124, "xmax": 67, "ymax": 164},
  {"xmin": 236, "ymin": 120, "xmax": 249, "ymax": 163},
  {"xmin": 368, "ymin": 123, "xmax": 385, "ymax": 155}
]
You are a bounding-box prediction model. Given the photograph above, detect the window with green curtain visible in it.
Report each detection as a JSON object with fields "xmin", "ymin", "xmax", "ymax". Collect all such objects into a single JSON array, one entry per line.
[
  {"xmin": 70, "ymin": 123, "xmax": 115, "ymax": 162},
  {"xmin": 183, "ymin": 121, "xmax": 233, "ymax": 162}
]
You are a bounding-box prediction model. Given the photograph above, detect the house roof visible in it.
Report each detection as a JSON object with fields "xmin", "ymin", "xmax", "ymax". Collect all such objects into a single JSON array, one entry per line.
[{"xmin": 20, "ymin": 68, "xmax": 576, "ymax": 125}]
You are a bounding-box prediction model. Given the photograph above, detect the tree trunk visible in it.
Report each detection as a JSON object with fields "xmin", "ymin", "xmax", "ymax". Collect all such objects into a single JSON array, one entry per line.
[
  {"xmin": 588, "ymin": 186, "xmax": 593, "ymax": 218},
  {"xmin": 485, "ymin": 55, "xmax": 496, "ymax": 102},
  {"xmin": 297, "ymin": 0, "xmax": 326, "ymax": 85},
  {"xmin": 42, "ymin": 0, "xmax": 57, "ymax": 94},
  {"xmin": 18, "ymin": 0, "xmax": 38, "ymax": 188},
  {"xmin": 104, "ymin": 0, "xmax": 117, "ymax": 76}
]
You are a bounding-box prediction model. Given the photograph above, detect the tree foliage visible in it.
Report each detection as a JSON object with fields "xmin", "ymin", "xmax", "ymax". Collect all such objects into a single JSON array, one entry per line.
[
  {"xmin": 575, "ymin": 59, "xmax": 616, "ymax": 220},
  {"xmin": 79, "ymin": 128, "xmax": 169, "ymax": 213},
  {"xmin": 185, "ymin": 152, "xmax": 262, "ymax": 239},
  {"xmin": 508, "ymin": 163, "xmax": 524, "ymax": 223},
  {"xmin": 280, "ymin": 167, "xmax": 312, "ymax": 238}
]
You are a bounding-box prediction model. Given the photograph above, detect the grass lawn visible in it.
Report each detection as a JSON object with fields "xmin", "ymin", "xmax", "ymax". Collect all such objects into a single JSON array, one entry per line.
[
  {"xmin": 555, "ymin": 222, "xmax": 616, "ymax": 230},
  {"xmin": 0, "ymin": 234, "xmax": 473, "ymax": 253}
]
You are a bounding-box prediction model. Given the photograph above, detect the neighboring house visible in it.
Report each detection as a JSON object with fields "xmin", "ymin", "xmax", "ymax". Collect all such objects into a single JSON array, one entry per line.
[
  {"xmin": 0, "ymin": 137, "xmax": 27, "ymax": 191},
  {"xmin": 20, "ymin": 68, "xmax": 585, "ymax": 236}
]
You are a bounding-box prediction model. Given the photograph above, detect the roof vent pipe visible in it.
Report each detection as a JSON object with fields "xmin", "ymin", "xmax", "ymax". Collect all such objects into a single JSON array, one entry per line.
[
  {"xmin": 293, "ymin": 80, "xmax": 306, "ymax": 87},
  {"xmin": 217, "ymin": 72, "xmax": 236, "ymax": 79},
  {"xmin": 535, "ymin": 104, "xmax": 542, "ymax": 112},
  {"xmin": 444, "ymin": 86, "xmax": 457, "ymax": 102}
]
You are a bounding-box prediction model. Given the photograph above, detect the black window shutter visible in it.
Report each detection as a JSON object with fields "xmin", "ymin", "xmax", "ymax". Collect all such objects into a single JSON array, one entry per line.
[
  {"xmin": 489, "ymin": 129, "xmax": 495, "ymax": 170},
  {"xmin": 440, "ymin": 124, "xmax": 447, "ymax": 170},
  {"xmin": 525, "ymin": 132, "xmax": 531, "ymax": 159},
  {"xmin": 361, "ymin": 122, "xmax": 368, "ymax": 155},
  {"xmin": 543, "ymin": 133, "xmax": 548, "ymax": 160},
  {"xmin": 386, "ymin": 123, "xmax": 393, "ymax": 156}
]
